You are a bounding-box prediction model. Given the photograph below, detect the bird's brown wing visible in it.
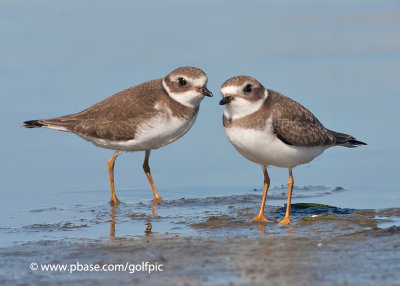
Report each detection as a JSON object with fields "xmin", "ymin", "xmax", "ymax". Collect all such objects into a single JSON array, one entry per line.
[
  {"xmin": 42, "ymin": 79, "xmax": 164, "ymax": 141},
  {"xmin": 268, "ymin": 90, "xmax": 336, "ymax": 147}
]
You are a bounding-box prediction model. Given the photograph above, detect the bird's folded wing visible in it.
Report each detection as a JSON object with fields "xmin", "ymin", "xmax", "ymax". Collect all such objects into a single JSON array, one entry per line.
[
  {"xmin": 50, "ymin": 80, "xmax": 163, "ymax": 141},
  {"xmin": 270, "ymin": 93, "xmax": 336, "ymax": 147}
]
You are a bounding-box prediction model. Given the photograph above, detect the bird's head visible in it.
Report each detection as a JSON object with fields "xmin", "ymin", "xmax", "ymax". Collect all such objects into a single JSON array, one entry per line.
[
  {"xmin": 162, "ymin": 67, "xmax": 213, "ymax": 108},
  {"xmin": 220, "ymin": 76, "xmax": 267, "ymax": 119}
]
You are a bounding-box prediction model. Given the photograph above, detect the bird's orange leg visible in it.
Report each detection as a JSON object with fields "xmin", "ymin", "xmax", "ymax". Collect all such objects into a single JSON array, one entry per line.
[
  {"xmin": 280, "ymin": 169, "xmax": 293, "ymax": 225},
  {"xmin": 108, "ymin": 150, "xmax": 122, "ymax": 206},
  {"xmin": 247, "ymin": 165, "xmax": 270, "ymax": 222},
  {"xmin": 143, "ymin": 150, "xmax": 164, "ymax": 202}
]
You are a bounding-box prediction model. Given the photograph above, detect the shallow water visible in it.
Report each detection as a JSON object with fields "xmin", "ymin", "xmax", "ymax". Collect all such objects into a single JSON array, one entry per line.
[
  {"xmin": 0, "ymin": 185, "xmax": 347, "ymax": 245},
  {"xmin": 1, "ymin": 0, "xmax": 400, "ymax": 285},
  {"xmin": 1, "ymin": 187, "xmax": 400, "ymax": 285},
  {"xmin": 2, "ymin": 185, "xmax": 400, "ymax": 243}
]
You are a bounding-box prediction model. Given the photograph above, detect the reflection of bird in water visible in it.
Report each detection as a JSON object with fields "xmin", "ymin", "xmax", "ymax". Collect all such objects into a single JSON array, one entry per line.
[
  {"xmin": 24, "ymin": 67, "xmax": 212, "ymax": 205},
  {"xmin": 145, "ymin": 223, "xmax": 152, "ymax": 235},
  {"xmin": 257, "ymin": 223, "xmax": 266, "ymax": 233},
  {"xmin": 147, "ymin": 200, "xmax": 159, "ymax": 235},
  {"xmin": 220, "ymin": 76, "xmax": 366, "ymax": 224},
  {"xmin": 152, "ymin": 200, "xmax": 160, "ymax": 215},
  {"xmin": 109, "ymin": 206, "xmax": 117, "ymax": 238},
  {"xmin": 109, "ymin": 200, "xmax": 158, "ymax": 238}
]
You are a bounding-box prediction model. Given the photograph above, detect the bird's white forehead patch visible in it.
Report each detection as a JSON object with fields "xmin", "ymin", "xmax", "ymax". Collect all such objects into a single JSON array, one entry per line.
[
  {"xmin": 221, "ymin": 85, "xmax": 240, "ymax": 95},
  {"xmin": 192, "ymin": 75, "xmax": 207, "ymax": 86}
]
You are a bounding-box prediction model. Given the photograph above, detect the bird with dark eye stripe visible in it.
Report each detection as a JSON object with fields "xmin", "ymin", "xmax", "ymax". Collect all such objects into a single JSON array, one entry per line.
[
  {"xmin": 23, "ymin": 66, "xmax": 213, "ymax": 206},
  {"xmin": 220, "ymin": 75, "xmax": 366, "ymax": 224}
]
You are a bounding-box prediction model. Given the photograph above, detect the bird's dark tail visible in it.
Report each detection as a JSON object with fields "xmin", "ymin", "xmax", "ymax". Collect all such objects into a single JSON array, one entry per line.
[
  {"xmin": 23, "ymin": 118, "xmax": 75, "ymax": 132},
  {"xmin": 329, "ymin": 130, "xmax": 367, "ymax": 148},
  {"xmin": 23, "ymin": 120, "xmax": 45, "ymax": 128}
]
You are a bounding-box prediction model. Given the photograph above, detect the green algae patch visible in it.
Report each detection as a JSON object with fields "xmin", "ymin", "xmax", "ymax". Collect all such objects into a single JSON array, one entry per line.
[{"xmin": 286, "ymin": 203, "xmax": 337, "ymax": 209}]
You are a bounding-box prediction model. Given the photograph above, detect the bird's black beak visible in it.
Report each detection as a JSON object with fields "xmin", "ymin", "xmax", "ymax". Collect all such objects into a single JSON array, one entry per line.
[
  {"xmin": 199, "ymin": 87, "xmax": 213, "ymax": 97},
  {"xmin": 219, "ymin": 96, "xmax": 233, "ymax": 105}
]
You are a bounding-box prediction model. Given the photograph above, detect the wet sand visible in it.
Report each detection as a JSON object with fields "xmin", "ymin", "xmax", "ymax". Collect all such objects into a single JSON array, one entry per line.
[{"xmin": 1, "ymin": 187, "xmax": 400, "ymax": 285}]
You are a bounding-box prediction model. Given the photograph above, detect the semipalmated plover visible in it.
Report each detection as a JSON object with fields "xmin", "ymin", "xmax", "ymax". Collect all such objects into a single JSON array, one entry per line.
[
  {"xmin": 219, "ymin": 76, "xmax": 366, "ymax": 224},
  {"xmin": 24, "ymin": 67, "xmax": 212, "ymax": 205}
]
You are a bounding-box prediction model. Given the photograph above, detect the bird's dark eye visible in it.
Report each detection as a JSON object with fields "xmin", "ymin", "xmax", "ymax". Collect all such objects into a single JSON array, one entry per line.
[
  {"xmin": 178, "ymin": 77, "xmax": 187, "ymax": 86},
  {"xmin": 243, "ymin": 84, "xmax": 252, "ymax": 93}
]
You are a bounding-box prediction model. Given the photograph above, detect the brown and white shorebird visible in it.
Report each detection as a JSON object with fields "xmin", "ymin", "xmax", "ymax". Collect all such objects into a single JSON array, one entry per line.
[
  {"xmin": 24, "ymin": 67, "xmax": 212, "ymax": 205},
  {"xmin": 219, "ymin": 76, "xmax": 366, "ymax": 224}
]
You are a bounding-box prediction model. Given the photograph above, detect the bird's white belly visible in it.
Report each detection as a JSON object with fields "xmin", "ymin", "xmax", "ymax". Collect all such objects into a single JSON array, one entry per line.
[
  {"xmin": 82, "ymin": 113, "xmax": 198, "ymax": 151},
  {"xmin": 224, "ymin": 125, "xmax": 326, "ymax": 168}
]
